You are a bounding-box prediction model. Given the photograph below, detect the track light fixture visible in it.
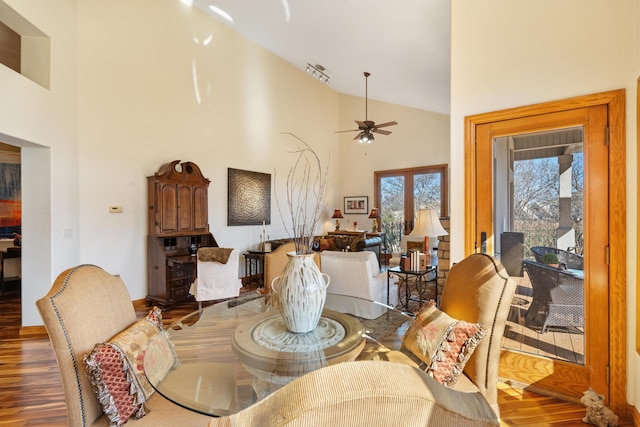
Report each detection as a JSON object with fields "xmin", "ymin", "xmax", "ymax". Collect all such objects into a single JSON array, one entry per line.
[{"xmin": 305, "ymin": 63, "xmax": 330, "ymax": 84}]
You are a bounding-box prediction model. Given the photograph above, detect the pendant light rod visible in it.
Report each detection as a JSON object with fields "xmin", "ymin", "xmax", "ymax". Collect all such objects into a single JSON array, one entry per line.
[{"xmin": 364, "ymin": 72, "xmax": 370, "ymax": 121}]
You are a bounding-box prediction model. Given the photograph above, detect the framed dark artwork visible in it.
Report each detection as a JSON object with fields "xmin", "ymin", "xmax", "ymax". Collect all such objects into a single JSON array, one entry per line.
[
  {"xmin": 0, "ymin": 150, "xmax": 21, "ymax": 238},
  {"xmin": 344, "ymin": 196, "xmax": 368, "ymax": 215},
  {"xmin": 227, "ymin": 168, "xmax": 271, "ymax": 226}
]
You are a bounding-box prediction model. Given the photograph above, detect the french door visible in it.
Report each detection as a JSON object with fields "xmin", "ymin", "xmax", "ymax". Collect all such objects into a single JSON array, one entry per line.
[
  {"xmin": 374, "ymin": 165, "xmax": 448, "ymax": 253},
  {"xmin": 465, "ymin": 90, "xmax": 626, "ymax": 412}
]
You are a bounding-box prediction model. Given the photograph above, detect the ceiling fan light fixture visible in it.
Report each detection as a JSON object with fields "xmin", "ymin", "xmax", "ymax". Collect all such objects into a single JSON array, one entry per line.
[
  {"xmin": 359, "ymin": 132, "xmax": 374, "ymax": 144},
  {"xmin": 334, "ymin": 72, "xmax": 397, "ymax": 143}
]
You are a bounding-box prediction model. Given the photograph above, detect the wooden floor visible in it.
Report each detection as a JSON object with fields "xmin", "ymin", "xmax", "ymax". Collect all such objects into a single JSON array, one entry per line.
[{"xmin": 0, "ymin": 286, "xmax": 631, "ymax": 426}]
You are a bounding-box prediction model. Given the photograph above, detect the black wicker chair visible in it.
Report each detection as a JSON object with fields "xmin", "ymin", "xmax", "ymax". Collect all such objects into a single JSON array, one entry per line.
[
  {"xmin": 522, "ymin": 260, "xmax": 584, "ymax": 333},
  {"xmin": 530, "ymin": 246, "xmax": 584, "ymax": 270}
]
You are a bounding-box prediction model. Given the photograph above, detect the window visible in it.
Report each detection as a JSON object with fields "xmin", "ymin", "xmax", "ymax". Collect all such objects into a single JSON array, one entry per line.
[{"xmin": 374, "ymin": 165, "xmax": 448, "ymax": 252}]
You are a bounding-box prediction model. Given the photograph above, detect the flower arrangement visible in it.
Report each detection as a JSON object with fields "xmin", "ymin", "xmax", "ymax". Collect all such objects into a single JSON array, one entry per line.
[{"xmin": 275, "ymin": 133, "xmax": 329, "ymax": 255}]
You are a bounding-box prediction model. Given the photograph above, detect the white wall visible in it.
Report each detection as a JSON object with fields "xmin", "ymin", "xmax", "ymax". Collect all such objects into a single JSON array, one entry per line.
[
  {"xmin": 0, "ymin": 0, "xmax": 79, "ymax": 326},
  {"xmin": 337, "ymin": 94, "xmax": 450, "ymax": 229},
  {"xmin": 450, "ymin": 0, "xmax": 637, "ymax": 406},
  {"xmin": 75, "ymin": 1, "xmax": 340, "ymax": 301},
  {"xmin": 0, "ymin": 1, "xmax": 450, "ymax": 328}
]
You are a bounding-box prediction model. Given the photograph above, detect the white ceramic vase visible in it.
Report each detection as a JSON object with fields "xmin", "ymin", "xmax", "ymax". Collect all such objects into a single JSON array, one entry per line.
[{"xmin": 270, "ymin": 252, "xmax": 330, "ymax": 333}]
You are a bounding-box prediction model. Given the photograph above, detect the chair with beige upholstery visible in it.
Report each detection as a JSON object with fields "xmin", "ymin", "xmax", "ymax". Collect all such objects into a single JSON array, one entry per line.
[
  {"xmin": 206, "ymin": 360, "xmax": 499, "ymax": 427},
  {"xmin": 263, "ymin": 242, "xmax": 320, "ymax": 292},
  {"xmin": 437, "ymin": 253, "xmax": 517, "ymax": 417},
  {"xmin": 37, "ymin": 264, "xmax": 211, "ymax": 427},
  {"xmin": 358, "ymin": 253, "xmax": 516, "ymax": 418}
]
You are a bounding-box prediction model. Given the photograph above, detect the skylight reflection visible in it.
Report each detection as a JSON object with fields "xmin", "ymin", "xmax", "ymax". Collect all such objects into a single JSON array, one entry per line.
[
  {"xmin": 209, "ymin": 5, "xmax": 234, "ymax": 23},
  {"xmin": 281, "ymin": 0, "xmax": 291, "ymax": 22},
  {"xmin": 191, "ymin": 59, "xmax": 202, "ymax": 105}
]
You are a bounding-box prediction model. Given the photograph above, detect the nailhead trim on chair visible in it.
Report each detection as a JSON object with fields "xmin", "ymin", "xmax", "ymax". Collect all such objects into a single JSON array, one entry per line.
[{"xmin": 48, "ymin": 264, "xmax": 100, "ymax": 427}]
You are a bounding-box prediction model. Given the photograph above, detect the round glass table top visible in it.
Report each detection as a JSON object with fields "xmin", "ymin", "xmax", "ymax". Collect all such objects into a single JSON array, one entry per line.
[{"xmin": 143, "ymin": 293, "xmax": 412, "ymax": 417}]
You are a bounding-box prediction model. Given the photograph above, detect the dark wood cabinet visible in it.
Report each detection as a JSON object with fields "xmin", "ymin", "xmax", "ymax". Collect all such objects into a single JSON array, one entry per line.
[
  {"xmin": 148, "ymin": 161, "xmax": 210, "ymax": 236},
  {"xmin": 146, "ymin": 160, "xmax": 217, "ymax": 309}
]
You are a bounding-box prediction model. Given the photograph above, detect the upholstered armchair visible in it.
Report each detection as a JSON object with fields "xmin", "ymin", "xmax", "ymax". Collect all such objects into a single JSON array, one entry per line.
[
  {"xmin": 358, "ymin": 253, "xmax": 516, "ymax": 418},
  {"xmin": 206, "ymin": 360, "xmax": 499, "ymax": 427},
  {"xmin": 437, "ymin": 253, "xmax": 517, "ymax": 416},
  {"xmin": 320, "ymin": 250, "xmax": 398, "ymax": 318},
  {"xmin": 189, "ymin": 248, "xmax": 242, "ymax": 310},
  {"xmin": 263, "ymin": 242, "xmax": 320, "ymax": 292},
  {"xmin": 36, "ymin": 265, "xmax": 212, "ymax": 427}
]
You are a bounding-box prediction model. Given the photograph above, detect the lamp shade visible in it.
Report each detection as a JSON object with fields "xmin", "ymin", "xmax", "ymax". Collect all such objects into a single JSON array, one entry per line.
[
  {"xmin": 409, "ymin": 209, "xmax": 448, "ymax": 238},
  {"xmin": 368, "ymin": 208, "xmax": 379, "ymax": 219},
  {"xmin": 331, "ymin": 209, "xmax": 344, "ymax": 219}
]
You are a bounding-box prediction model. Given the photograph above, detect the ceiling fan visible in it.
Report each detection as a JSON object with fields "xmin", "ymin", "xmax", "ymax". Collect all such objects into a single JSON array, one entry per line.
[{"xmin": 336, "ymin": 72, "xmax": 398, "ymax": 143}]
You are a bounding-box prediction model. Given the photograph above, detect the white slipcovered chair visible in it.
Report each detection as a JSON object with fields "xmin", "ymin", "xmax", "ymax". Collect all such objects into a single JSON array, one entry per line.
[
  {"xmin": 320, "ymin": 250, "xmax": 398, "ymax": 319},
  {"xmin": 189, "ymin": 247, "xmax": 242, "ymax": 310}
]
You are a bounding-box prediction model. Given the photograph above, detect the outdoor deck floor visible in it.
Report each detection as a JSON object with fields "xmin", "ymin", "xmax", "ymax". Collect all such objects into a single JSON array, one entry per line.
[{"xmin": 501, "ymin": 274, "xmax": 584, "ymax": 364}]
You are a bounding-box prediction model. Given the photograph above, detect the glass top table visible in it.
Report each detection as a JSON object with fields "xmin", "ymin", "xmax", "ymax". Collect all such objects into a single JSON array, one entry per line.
[{"xmin": 143, "ymin": 292, "xmax": 412, "ymax": 417}]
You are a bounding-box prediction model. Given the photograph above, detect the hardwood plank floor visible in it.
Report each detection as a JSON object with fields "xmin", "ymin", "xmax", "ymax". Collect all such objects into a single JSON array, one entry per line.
[{"xmin": 0, "ymin": 289, "xmax": 631, "ymax": 426}]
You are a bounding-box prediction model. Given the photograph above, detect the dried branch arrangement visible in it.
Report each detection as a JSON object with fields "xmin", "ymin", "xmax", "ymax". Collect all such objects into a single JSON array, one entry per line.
[{"xmin": 275, "ymin": 133, "xmax": 329, "ymax": 254}]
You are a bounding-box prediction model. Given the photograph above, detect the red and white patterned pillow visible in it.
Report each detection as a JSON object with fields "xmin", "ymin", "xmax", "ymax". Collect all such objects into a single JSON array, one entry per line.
[
  {"xmin": 83, "ymin": 307, "xmax": 177, "ymax": 426},
  {"xmin": 402, "ymin": 303, "xmax": 485, "ymax": 386}
]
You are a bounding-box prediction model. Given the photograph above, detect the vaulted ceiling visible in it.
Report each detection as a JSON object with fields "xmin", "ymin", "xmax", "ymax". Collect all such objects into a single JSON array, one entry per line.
[{"xmin": 191, "ymin": 0, "xmax": 451, "ymax": 114}]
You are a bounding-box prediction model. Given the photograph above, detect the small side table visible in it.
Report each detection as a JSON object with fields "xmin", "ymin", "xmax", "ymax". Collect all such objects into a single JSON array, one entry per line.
[
  {"xmin": 243, "ymin": 251, "xmax": 267, "ymax": 288},
  {"xmin": 387, "ymin": 265, "xmax": 437, "ymax": 312}
]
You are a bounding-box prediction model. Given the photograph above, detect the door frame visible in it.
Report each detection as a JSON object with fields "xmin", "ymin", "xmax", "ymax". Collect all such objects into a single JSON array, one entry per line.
[{"xmin": 464, "ymin": 90, "xmax": 626, "ymax": 414}]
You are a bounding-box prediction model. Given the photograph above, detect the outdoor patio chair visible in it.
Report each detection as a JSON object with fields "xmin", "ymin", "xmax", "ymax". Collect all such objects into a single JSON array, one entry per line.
[
  {"xmin": 523, "ymin": 260, "xmax": 584, "ymax": 333},
  {"xmin": 530, "ymin": 246, "xmax": 584, "ymax": 270}
]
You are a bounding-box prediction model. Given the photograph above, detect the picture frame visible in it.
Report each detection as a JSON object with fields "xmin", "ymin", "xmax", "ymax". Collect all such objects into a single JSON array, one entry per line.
[
  {"xmin": 344, "ymin": 196, "xmax": 368, "ymax": 214},
  {"xmin": 227, "ymin": 168, "xmax": 271, "ymax": 226}
]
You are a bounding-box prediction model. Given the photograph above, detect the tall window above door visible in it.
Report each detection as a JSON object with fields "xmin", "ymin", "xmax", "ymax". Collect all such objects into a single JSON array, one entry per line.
[{"xmin": 374, "ymin": 165, "xmax": 448, "ymax": 253}]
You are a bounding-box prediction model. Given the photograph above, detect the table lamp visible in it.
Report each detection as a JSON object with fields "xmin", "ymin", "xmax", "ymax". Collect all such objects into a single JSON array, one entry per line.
[
  {"xmin": 409, "ymin": 209, "xmax": 448, "ymax": 264},
  {"xmin": 331, "ymin": 209, "xmax": 344, "ymax": 231},
  {"xmin": 368, "ymin": 208, "xmax": 379, "ymax": 232}
]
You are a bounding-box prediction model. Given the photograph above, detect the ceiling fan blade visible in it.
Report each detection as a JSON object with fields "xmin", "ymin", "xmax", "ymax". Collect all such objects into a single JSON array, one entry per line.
[
  {"xmin": 355, "ymin": 120, "xmax": 368, "ymax": 129},
  {"xmin": 372, "ymin": 128, "xmax": 392, "ymax": 135},
  {"xmin": 335, "ymin": 129, "xmax": 359, "ymax": 133},
  {"xmin": 374, "ymin": 121, "xmax": 398, "ymax": 128},
  {"xmin": 353, "ymin": 132, "xmax": 364, "ymax": 141}
]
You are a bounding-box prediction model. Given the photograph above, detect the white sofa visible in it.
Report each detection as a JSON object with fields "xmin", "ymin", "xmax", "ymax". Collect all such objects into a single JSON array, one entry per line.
[{"xmin": 320, "ymin": 250, "xmax": 398, "ymax": 319}]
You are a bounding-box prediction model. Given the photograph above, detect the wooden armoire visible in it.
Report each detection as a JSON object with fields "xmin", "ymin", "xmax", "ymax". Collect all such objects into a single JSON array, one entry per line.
[{"xmin": 146, "ymin": 160, "xmax": 217, "ymax": 309}]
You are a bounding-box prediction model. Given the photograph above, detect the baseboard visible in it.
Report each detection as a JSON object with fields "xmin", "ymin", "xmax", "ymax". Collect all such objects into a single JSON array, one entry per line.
[
  {"xmin": 630, "ymin": 403, "xmax": 640, "ymax": 426},
  {"xmin": 19, "ymin": 325, "xmax": 47, "ymax": 337}
]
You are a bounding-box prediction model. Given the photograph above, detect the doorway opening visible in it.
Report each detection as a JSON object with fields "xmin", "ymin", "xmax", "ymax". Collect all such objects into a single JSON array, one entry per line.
[{"xmin": 495, "ymin": 127, "xmax": 585, "ymax": 364}]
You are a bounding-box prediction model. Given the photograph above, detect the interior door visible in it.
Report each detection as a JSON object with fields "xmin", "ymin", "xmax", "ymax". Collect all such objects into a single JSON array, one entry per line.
[{"xmin": 473, "ymin": 106, "xmax": 610, "ymax": 401}]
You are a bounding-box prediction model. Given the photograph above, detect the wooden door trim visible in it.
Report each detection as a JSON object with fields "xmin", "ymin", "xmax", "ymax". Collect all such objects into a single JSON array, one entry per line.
[{"xmin": 464, "ymin": 90, "xmax": 627, "ymax": 414}]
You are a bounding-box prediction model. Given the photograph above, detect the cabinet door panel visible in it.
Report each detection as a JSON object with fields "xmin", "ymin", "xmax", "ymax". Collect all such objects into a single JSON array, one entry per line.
[
  {"xmin": 160, "ymin": 184, "xmax": 178, "ymax": 233},
  {"xmin": 177, "ymin": 185, "xmax": 193, "ymax": 231},
  {"xmin": 193, "ymin": 186, "xmax": 208, "ymax": 231}
]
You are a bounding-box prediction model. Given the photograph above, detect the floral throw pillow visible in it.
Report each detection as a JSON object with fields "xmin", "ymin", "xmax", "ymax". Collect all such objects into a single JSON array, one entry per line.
[
  {"xmin": 83, "ymin": 307, "xmax": 178, "ymax": 426},
  {"xmin": 402, "ymin": 302, "xmax": 485, "ymax": 387}
]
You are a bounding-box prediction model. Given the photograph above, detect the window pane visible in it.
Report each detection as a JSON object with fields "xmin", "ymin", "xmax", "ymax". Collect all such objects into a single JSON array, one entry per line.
[
  {"xmin": 413, "ymin": 172, "xmax": 441, "ymax": 219},
  {"xmin": 380, "ymin": 175, "xmax": 404, "ymax": 253}
]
